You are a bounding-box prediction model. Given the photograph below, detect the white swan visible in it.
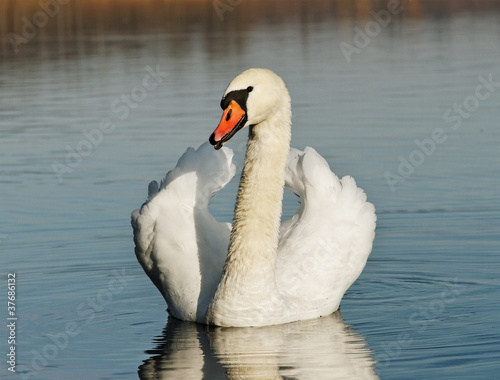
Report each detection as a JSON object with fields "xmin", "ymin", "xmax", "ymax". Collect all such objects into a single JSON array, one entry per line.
[{"xmin": 132, "ymin": 68, "xmax": 376, "ymax": 327}]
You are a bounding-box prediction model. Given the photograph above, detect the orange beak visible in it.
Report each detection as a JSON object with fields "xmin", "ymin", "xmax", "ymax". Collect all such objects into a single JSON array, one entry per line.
[{"xmin": 209, "ymin": 100, "xmax": 247, "ymax": 150}]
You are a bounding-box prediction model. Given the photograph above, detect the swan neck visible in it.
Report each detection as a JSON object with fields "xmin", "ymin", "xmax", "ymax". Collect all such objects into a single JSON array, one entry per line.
[
  {"xmin": 224, "ymin": 113, "xmax": 291, "ymax": 279},
  {"xmin": 206, "ymin": 99, "xmax": 291, "ymax": 325},
  {"xmin": 232, "ymin": 113, "xmax": 290, "ymax": 255}
]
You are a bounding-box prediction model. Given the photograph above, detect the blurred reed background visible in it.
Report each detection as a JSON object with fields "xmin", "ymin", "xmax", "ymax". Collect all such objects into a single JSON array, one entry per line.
[{"xmin": 2, "ymin": 0, "xmax": 500, "ymax": 59}]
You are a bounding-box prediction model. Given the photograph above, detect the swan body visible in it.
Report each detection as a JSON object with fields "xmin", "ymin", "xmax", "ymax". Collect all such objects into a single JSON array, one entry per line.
[{"xmin": 132, "ymin": 68, "xmax": 376, "ymax": 327}]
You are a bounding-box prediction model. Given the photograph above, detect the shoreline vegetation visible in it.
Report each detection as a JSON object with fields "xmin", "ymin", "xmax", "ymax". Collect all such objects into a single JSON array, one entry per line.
[{"xmin": 2, "ymin": 0, "xmax": 499, "ymax": 57}]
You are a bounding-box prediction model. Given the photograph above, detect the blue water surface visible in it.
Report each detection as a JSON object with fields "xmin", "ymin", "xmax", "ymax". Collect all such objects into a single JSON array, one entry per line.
[{"xmin": 1, "ymin": 7, "xmax": 499, "ymax": 380}]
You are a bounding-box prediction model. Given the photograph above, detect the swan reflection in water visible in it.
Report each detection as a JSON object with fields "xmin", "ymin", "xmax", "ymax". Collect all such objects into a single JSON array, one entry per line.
[{"xmin": 138, "ymin": 311, "xmax": 378, "ymax": 380}]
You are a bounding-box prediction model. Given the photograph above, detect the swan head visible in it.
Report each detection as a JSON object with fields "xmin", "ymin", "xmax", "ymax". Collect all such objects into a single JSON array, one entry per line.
[{"xmin": 209, "ymin": 68, "xmax": 291, "ymax": 150}]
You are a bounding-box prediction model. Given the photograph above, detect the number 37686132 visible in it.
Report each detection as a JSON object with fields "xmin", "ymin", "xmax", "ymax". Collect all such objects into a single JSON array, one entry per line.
[{"xmin": 8, "ymin": 273, "xmax": 16, "ymax": 316}]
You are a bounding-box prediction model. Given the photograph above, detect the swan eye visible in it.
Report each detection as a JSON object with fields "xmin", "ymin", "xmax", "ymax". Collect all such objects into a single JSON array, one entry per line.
[{"xmin": 247, "ymin": 86, "xmax": 253, "ymax": 92}]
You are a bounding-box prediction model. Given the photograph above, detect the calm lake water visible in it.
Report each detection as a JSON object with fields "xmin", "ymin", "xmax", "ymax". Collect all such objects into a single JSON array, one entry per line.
[{"xmin": 1, "ymin": 3, "xmax": 500, "ymax": 379}]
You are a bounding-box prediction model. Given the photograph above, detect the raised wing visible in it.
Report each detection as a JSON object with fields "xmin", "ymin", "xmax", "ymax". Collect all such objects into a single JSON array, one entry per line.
[
  {"xmin": 131, "ymin": 142, "xmax": 235, "ymax": 322},
  {"xmin": 277, "ymin": 147, "xmax": 376, "ymax": 317}
]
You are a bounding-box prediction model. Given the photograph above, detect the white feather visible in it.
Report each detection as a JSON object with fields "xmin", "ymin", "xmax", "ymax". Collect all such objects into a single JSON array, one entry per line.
[{"xmin": 132, "ymin": 143, "xmax": 235, "ymax": 322}]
